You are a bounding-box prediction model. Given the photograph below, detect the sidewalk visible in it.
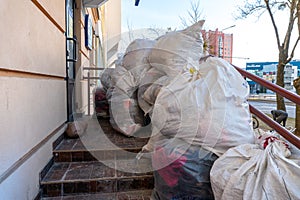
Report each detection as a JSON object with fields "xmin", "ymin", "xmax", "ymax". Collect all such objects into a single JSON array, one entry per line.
[
  {"xmin": 248, "ymin": 94, "xmax": 276, "ymax": 101},
  {"xmin": 248, "ymin": 94, "xmax": 295, "ymax": 105}
]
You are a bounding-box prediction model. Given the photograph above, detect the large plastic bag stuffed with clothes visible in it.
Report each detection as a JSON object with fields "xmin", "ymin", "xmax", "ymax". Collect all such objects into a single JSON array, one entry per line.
[
  {"xmin": 210, "ymin": 130, "xmax": 300, "ymax": 200},
  {"xmin": 100, "ymin": 68, "xmax": 114, "ymax": 91},
  {"xmin": 122, "ymin": 39, "xmax": 155, "ymax": 71},
  {"xmin": 122, "ymin": 39, "xmax": 156, "ymax": 87},
  {"xmin": 143, "ymin": 76, "xmax": 169, "ymax": 107},
  {"xmin": 148, "ymin": 20, "xmax": 205, "ymax": 79},
  {"xmin": 151, "ymin": 138, "xmax": 218, "ymax": 200},
  {"xmin": 107, "ymin": 86, "xmax": 144, "ymax": 136},
  {"xmin": 137, "ymin": 67, "xmax": 166, "ymax": 114},
  {"xmin": 147, "ymin": 56, "xmax": 255, "ymax": 156},
  {"xmin": 106, "ymin": 64, "xmax": 145, "ymax": 137},
  {"xmin": 104, "ymin": 65, "xmax": 155, "ymax": 137},
  {"xmin": 105, "ymin": 39, "xmax": 156, "ymax": 136}
]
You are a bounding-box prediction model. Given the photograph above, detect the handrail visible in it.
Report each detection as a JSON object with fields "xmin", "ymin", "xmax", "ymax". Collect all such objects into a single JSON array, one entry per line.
[
  {"xmin": 250, "ymin": 105, "xmax": 300, "ymax": 149},
  {"xmin": 232, "ymin": 64, "xmax": 300, "ymax": 149},
  {"xmin": 83, "ymin": 67, "xmax": 103, "ymax": 116},
  {"xmin": 233, "ymin": 65, "xmax": 300, "ymax": 105}
]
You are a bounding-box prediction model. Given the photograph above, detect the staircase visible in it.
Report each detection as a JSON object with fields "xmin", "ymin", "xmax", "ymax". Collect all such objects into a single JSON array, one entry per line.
[{"xmin": 39, "ymin": 117, "xmax": 154, "ymax": 199}]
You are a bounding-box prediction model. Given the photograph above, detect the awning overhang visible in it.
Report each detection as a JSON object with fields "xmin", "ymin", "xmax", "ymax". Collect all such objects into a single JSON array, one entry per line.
[
  {"xmin": 83, "ymin": 0, "xmax": 140, "ymax": 7},
  {"xmin": 83, "ymin": 0, "xmax": 108, "ymax": 8}
]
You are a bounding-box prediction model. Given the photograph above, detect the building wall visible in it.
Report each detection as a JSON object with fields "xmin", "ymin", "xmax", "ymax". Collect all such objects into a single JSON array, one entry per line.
[
  {"xmin": 0, "ymin": 0, "xmax": 121, "ymax": 198},
  {"xmin": 223, "ymin": 33, "xmax": 233, "ymax": 63},
  {"xmin": 0, "ymin": 0, "xmax": 66, "ymax": 199},
  {"xmin": 246, "ymin": 61, "xmax": 300, "ymax": 93},
  {"xmin": 201, "ymin": 29, "xmax": 233, "ymax": 63},
  {"xmin": 74, "ymin": 0, "xmax": 121, "ymax": 116},
  {"xmin": 102, "ymin": 0, "xmax": 121, "ymax": 66}
]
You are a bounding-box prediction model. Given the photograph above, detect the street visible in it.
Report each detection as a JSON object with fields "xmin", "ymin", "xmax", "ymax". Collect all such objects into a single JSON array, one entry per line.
[{"xmin": 248, "ymin": 100, "xmax": 296, "ymax": 118}]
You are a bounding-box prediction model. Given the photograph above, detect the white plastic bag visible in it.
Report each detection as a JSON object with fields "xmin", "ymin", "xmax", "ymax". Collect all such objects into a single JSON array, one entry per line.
[
  {"xmin": 210, "ymin": 131, "xmax": 300, "ymax": 200},
  {"xmin": 137, "ymin": 68, "xmax": 166, "ymax": 114},
  {"xmin": 108, "ymin": 87, "xmax": 144, "ymax": 137},
  {"xmin": 148, "ymin": 20, "xmax": 205, "ymax": 78},
  {"xmin": 122, "ymin": 39, "xmax": 155, "ymax": 71},
  {"xmin": 107, "ymin": 62, "xmax": 145, "ymax": 136},
  {"xmin": 122, "ymin": 39, "xmax": 155, "ymax": 86},
  {"xmin": 100, "ymin": 68, "xmax": 114, "ymax": 91},
  {"xmin": 145, "ymin": 57, "xmax": 254, "ymax": 156}
]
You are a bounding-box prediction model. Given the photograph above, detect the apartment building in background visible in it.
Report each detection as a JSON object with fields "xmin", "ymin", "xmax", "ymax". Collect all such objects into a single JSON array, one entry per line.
[
  {"xmin": 246, "ymin": 61, "xmax": 300, "ymax": 93},
  {"xmin": 0, "ymin": 0, "xmax": 121, "ymax": 199},
  {"xmin": 201, "ymin": 29, "xmax": 233, "ymax": 63}
]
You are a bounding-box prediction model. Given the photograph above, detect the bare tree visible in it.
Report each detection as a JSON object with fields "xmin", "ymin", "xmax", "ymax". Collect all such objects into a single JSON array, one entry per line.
[
  {"xmin": 179, "ymin": 0, "xmax": 213, "ymax": 53},
  {"xmin": 294, "ymin": 0, "xmax": 300, "ymax": 135},
  {"xmin": 298, "ymin": 0, "xmax": 300, "ymax": 34},
  {"xmin": 180, "ymin": 0, "xmax": 204, "ymax": 27},
  {"xmin": 293, "ymin": 77, "xmax": 300, "ymax": 135},
  {"xmin": 237, "ymin": 0, "xmax": 300, "ymax": 112}
]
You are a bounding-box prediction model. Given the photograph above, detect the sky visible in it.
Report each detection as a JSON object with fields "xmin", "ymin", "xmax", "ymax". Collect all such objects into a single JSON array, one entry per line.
[{"xmin": 120, "ymin": 0, "xmax": 300, "ymax": 68}]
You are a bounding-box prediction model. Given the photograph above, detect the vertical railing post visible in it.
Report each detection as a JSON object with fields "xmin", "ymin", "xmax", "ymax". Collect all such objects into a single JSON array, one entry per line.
[
  {"xmin": 87, "ymin": 71, "xmax": 90, "ymax": 116},
  {"xmin": 83, "ymin": 67, "xmax": 104, "ymax": 117}
]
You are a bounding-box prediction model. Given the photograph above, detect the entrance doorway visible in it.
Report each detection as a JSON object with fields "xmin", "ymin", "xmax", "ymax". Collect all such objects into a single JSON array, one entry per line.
[{"xmin": 66, "ymin": 0, "xmax": 77, "ymax": 121}]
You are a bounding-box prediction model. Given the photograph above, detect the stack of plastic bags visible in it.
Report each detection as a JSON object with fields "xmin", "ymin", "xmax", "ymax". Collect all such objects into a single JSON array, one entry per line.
[
  {"xmin": 100, "ymin": 20, "xmax": 259, "ymax": 199},
  {"xmin": 102, "ymin": 39, "xmax": 156, "ymax": 136}
]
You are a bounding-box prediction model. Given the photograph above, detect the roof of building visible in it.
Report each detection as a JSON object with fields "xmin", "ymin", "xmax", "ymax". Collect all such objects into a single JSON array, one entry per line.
[{"xmin": 246, "ymin": 60, "xmax": 300, "ymax": 70}]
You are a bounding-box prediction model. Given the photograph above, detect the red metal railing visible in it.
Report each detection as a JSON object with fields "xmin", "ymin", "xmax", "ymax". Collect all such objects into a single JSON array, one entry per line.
[{"xmin": 233, "ymin": 65, "xmax": 300, "ymax": 149}]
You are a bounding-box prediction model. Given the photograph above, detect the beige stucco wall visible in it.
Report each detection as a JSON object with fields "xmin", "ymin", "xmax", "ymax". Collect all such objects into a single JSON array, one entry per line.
[
  {"xmin": 104, "ymin": 0, "xmax": 121, "ymax": 50},
  {"xmin": 0, "ymin": 0, "xmax": 65, "ymax": 76},
  {"xmin": 0, "ymin": 0, "xmax": 66, "ymax": 199},
  {"xmin": 0, "ymin": 77, "xmax": 66, "ymax": 175},
  {"xmin": 0, "ymin": 123, "xmax": 66, "ymax": 200},
  {"xmin": 0, "ymin": 0, "xmax": 122, "ymax": 198},
  {"xmin": 37, "ymin": 0, "xmax": 65, "ymax": 29},
  {"xmin": 100, "ymin": 0, "xmax": 121, "ymax": 66}
]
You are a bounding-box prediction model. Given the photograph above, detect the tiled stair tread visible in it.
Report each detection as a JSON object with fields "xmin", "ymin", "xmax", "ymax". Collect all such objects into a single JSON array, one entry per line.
[
  {"xmin": 41, "ymin": 189, "xmax": 153, "ymax": 200},
  {"xmin": 55, "ymin": 118, "xmax": 150, "ymax": 152},
  {"xmin": 41, "ymin": 160, "xmax": 153, "ymax": 184},
  {"xmin": 54, "ymin": 148, "xmax": 146, "ymax": 163},
  {"xmin": 54, "ymin": 137, "xmax": 148, "ymax": 152},
  {"xmin": 41, "ymin": 176, "xmax": 154, "ymax": 197},
  {"xmin": 40, "ymin": 117, "xmax": 154, "ymax": 198}
]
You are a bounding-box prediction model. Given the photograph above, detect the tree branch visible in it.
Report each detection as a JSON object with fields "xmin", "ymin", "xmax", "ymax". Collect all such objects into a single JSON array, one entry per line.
[
  {"xmin": 297, "ymin": 0, "xmax": 300, "ymax": 36},
  {"xmin": 286, "ymin": 36, "xmax": 300, "ymax": 63},
  {"xmin": 264, "ymin": 0, "xmax": 282, "ymax": 49},
  {"xmin": 180, "ymin": 0, "xmax": 203, "ymax": 27},
  {"xmin": 282, "ymin": 0, "xmax": 297, "ymax": 52}
]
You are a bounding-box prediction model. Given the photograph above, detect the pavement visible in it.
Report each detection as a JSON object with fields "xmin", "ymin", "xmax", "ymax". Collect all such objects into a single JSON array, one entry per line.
[{"xmin": 248, "ymin": 94, "xmax": 295, "ymax": 105}]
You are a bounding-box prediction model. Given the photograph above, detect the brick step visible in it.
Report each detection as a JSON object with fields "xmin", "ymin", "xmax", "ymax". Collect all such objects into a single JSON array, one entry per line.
[
  {"xmin": 39, "ymin": 117, "xmax": 154, "ymax": 198},
  {"xmin": 41, "ymin": 189, "xmax": 153, "ymax": 200},
  {"xmin": 53, "ymin": 118, "xmax": 150, "ymax": 162},
  {"xmin": 53, "ymin": 138, "xmax": 147, "ymax": 162},
  {"xmin": 41, "ymin": 160, "xmax": 154, "ymax": 197}
]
